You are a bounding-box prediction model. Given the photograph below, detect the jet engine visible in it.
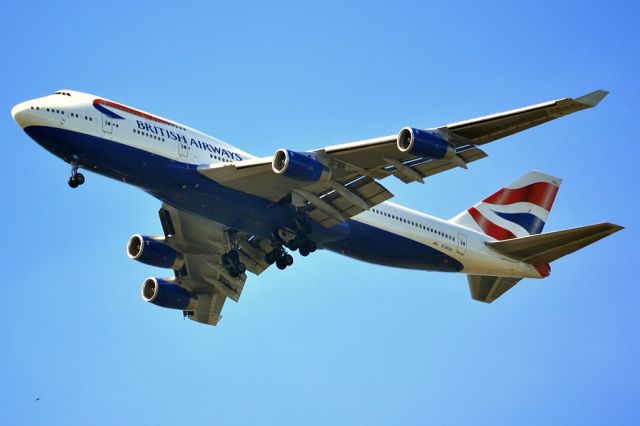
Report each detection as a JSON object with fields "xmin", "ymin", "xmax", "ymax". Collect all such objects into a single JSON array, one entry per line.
[
  {"xmin": 141, "ymin": 278, "xmax": 197, "ymax": 310},
  {"xmin": 397, "ymin": 127, "xmax": 457, "ymax": 161},
  {"xmin": 127, "ymin": 234, "xmax": 184, "ymax": 269},
  {"xmin": 272, "ymin": 149, "xmax": 331, "ymax": 182}
]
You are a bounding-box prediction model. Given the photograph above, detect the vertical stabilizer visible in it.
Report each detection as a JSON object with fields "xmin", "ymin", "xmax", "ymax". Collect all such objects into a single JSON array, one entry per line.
[{"xmin": 450, "ymin": 171, "xmax": 561, "ymax": 240}]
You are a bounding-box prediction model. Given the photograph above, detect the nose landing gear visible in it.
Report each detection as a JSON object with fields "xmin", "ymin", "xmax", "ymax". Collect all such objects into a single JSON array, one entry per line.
[{"xmin": 67, "ymin": 160, "xmax": 85, "ymax": 188}]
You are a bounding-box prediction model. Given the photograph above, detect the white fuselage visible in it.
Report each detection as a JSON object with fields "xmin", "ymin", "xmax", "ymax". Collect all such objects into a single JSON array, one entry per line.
[{"xmin": 12, "ymin": 90, "xmax": 544, "ymax": 279}]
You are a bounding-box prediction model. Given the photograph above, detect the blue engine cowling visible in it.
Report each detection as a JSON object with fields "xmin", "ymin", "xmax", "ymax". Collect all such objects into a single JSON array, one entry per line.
[
  {"xmin": 127, "ymin": 234, "xmax": 184, "ymax": 269},
  {"xmin": 141, "ymin": 278, "xmax": 197, "ymax": 310},
  {"xmin": 272, "ymin": 149, "xmax": 331, "ymax": 182},
  {"xmin": 397, "ymin": 127, "xmax": 456, "ymax": 160}
]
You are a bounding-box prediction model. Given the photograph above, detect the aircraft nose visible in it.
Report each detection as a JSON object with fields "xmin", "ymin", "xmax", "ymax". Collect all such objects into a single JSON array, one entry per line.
[{"xmin": 11, "ymin": 101, "xmax": 31, "ymax": 128}]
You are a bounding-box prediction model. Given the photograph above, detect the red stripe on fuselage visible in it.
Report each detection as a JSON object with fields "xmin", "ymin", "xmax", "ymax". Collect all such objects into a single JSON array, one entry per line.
[
  {"xmin": 468, "ymin": 207, "xmax": 517, "ymax": 240},
  {"xmin": 482, "ymin": 182, "xmax": 559, "ymax": 211},
  {"xmin": 93, "ymin": 99, "xmax": 179, "ymax": 128}
]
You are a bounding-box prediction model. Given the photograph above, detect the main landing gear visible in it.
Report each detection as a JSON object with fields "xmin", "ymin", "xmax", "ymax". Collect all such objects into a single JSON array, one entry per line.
[
  {"xmin": 222, "ymin": 230, "xmax": 247, "ymax": 278},
  {"xmin": 283, "ymin": 211, "xmax": 317, "ymax": 257},
  {"xmin": 221, "ymin": 249, "xmax": 246, "ymax": 278},
  {"xmin": 264, "ymin": 246, "xmax": 293, "ymax": 270},
  {"xmin": 265, "ymin": 211, "xmax": 317, "ymax": 270},
  {"xmin": 264, "ymin": 246, "xmax": 294, "ymax": 270},
  {"xmin": 67, "ymin": 160, "xmax": 85, "ymax": 189}
]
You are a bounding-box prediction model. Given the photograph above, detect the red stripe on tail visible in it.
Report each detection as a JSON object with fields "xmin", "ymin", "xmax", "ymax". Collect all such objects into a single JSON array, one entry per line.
[
  {"xmin": 468, "ymin": 207, "xmax": 517, "ymax": 240},
  {"xmin": 483, "ymin": 182, "xmax": 559, "ymax": 211}
]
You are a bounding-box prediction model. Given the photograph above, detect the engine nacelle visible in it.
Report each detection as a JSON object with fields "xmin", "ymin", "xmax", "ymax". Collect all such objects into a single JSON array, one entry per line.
[
  {"xmin": 141, "ymin": 278, "xmax": 197, "ymax": 310},
  {"xmin": 272, "ymin": 149, "xmax": 331, "ymax": 182},
  {"xmin": 397, "ymin": 127, "xmax": 456, "ymax": 161},
  {"xmin": 127, "ymin": 234, "xmax": 184, "ymax": 269}
]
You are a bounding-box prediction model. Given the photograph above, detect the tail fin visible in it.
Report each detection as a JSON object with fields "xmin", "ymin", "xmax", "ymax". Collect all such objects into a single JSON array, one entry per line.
[{"xmin": 450, "ymin": 171, "xmax": 561, "ymax": 240}]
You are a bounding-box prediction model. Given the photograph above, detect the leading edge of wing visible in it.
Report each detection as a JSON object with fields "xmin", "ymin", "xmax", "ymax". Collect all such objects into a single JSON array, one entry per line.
[{"xmin": 445, "ymin": 90, "xmax": 608, "ymax": 131}]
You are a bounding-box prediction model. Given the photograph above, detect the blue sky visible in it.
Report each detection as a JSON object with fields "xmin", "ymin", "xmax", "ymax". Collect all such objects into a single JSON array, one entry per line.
[{"xmin": 2, "ymin": 1, "xmax": 638, "ymax": 424}]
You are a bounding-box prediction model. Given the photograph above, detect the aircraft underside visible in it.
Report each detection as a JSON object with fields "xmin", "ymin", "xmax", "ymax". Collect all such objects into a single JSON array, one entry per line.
[{"xmin": 25, "ymin": 125, "xmax": 461, "ymax": 272}]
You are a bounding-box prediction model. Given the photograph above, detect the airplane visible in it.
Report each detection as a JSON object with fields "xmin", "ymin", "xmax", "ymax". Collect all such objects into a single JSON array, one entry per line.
[{"xmin": 11, "ymin": 89, "xmax": 622, "ymax": 326}]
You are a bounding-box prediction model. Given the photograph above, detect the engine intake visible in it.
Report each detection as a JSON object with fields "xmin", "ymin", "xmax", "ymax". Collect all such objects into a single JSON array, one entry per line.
[
  {"xmin": 397, "ymin": 127, "xmax": 456, "ymax": 161},
  {"xmin": 127, "ymin": 234, "xmax": 184, "ymax": 269},
  {"xmin": 272, "ymin": 149, "xmax": 330, "ymax": 182},
  {"xmin": 141, "ymin": 278, "xmax": 197, "ymax": 310}
]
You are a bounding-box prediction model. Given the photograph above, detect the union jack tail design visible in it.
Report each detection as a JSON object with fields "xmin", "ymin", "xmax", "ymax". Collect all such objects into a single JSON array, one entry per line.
[{"xmin": 450, "ymin": 171, "xmax": 561, "ymax": 240}]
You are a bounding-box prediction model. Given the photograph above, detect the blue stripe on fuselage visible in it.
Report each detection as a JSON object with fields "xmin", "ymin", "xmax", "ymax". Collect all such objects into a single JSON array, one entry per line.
[
  {"xmin": 324, "ymin": 220, "xmax": 463, "ymax": 272},
  {"xmin": 24, "ymin": 125, "xmax": 461, "ymax": 271},
  {"xmin": 93, "ymin": 104, "xmax": 124, "ymax": 119}
]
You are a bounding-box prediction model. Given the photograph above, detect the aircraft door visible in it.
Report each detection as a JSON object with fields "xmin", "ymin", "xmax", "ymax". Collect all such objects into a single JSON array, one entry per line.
[
  {"xmin": 178, "ymin": 137, "xmax": 188, "ymax": 160},
  {"xmin": 101, "ymin": 114, "xmax": 113, "ymax": 139},
  {"xmin": 457, "ymin": 233, "xmax": 467, "ymax": 255}
]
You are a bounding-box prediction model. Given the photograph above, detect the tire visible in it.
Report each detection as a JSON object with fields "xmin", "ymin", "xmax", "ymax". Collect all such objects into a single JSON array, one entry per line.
[
  {"xmin": 276, "ymin": 258, "xmax": 287, "ymax": 270},
  {"xmin": 237, "ymin": 262, "xmax": 246, "ymax": 274},
  {"xmin": 295, "ymin": 235, "xmax": 307, "ymax": 248},
  {"xmin": 265, "ymin": 252, "xmax": 274, "ymax": 264},
  {"xmin": 75, "ymin": 173, "xmax": 85, "ymax": 185},
  {"xmin": 306, "ymin": 241, "xmax": 317, "ymax": 253},
  {"xmin": 221, "ymin": 253, "xmax": 229, "ymax": 265},
  {"xmin": 286, "ymin": 239, "xmax": 298, "ymax": 250},
  {"xmin": 68, "ymin": 176, "xmax": 78, "ymax": 188},
  {"xmin": 299, "ymin": 248, "xmax": 309, "ymax": 257},
  {"xmin": 284, "ymin": 254, "xmax": 293, "ymax": 266},
  {"xmin": 228, "ymin": 249, "xmax": 239, "ymax": 262}
]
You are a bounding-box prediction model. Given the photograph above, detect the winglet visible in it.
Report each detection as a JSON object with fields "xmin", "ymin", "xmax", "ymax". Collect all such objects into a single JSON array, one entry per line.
[{"xmin": 575, "ymin": 90, "xmax": 609, "ymax": 107}]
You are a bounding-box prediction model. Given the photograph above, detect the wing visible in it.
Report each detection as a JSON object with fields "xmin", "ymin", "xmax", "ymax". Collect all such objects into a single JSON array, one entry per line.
[
  {"xmin": 158, "ymin": 204, "xmax": 273, "ymax": 326},
  {"xmin": 199, "ymin": 90, "xmax": 607, "ymax": 228}
]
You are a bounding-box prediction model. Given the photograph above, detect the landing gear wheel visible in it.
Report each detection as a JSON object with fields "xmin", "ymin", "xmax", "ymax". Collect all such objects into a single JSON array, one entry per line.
[
  {"xmin": 299, "ymin": 247, "xmax": 310, "ymax": 257},
  {"xmin": 237, "ymin": 262, "xmax": 246, "ymax": 274},
  {"xmin": 305, "ymin": 240, "xmax": 317, "ymax": 253},
  {"xmin": 75, "ymin": 173, "xmax": 85, "ymax": 185},
  {"xmin": 284, "ymin": 254, "xmax": 294, "ymax": 266},
  {"xmin": 68, "ymin": 176, "xmax": 79, "ymax": 188},
  {"xmin": 285, "ymin": 239, "xmax": 298, "ymax": 251},
  {"xmin": 265, "ymin": 250, "xmax": 280, "ymax": 265},
  {"xmin": 276, "ymin": 257, "xmax": 287, "ymax": 270},
  {"xmin": 228, "ymin": 249, "xmax": 239, "ymax": 262},
  {"xmin": 302, "ymin": 223, "xmax": 312, "ymax": 234}
]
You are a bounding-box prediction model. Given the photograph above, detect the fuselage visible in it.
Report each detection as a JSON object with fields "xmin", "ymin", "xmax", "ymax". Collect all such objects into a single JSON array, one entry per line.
[{"xmin": 11, "ymin": 89, "xmax": 544, "ymax": 279}]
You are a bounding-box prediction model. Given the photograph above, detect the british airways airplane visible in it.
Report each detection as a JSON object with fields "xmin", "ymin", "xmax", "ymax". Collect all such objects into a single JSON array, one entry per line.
[{"xmin": 11, "ymin": 89, "xmax": 622, "ymax": 326}]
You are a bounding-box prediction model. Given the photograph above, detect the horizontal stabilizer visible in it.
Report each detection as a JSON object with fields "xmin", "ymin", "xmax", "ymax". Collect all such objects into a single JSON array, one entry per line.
[
  {"xmin": 468, "ymin": 275, "xmax": 522, "ymax": 303},
  {"xmin": 486, "ymin": 222, "xmax": 623, "ymax": 264}
]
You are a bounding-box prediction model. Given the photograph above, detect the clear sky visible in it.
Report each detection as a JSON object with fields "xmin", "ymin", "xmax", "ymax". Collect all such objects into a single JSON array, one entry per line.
[{"xmin": 2, "ymin": 1, "xmax": 638, "ymax": 424}]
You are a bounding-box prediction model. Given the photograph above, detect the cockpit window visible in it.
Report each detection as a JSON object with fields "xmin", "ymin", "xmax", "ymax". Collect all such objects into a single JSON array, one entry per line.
[{"xmin": 53, "ymin": 91, "xmax": 72, "ymax": 96}]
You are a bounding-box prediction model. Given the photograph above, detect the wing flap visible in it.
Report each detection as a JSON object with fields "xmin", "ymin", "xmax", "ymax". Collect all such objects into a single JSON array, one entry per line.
[
  {"xmin": 308, "ymin": 177, "xmax": 393, "ymax": 228},
  {"xmin": 393, "ymin": 145, "xmax": 488, "ymax": 184},
  {"xmin": 187, "ymin": 291, "xmax": 226, "ymax": 326}
]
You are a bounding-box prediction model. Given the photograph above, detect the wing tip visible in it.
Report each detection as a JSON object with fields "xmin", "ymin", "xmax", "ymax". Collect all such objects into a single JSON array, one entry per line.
[
  {"xmin": 603, "ymin": 222, "xmax": 624, "ymax": 233},
  {"xmin": 575, "ymin": 90, "xmax": 609, "ymax": 107}
]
